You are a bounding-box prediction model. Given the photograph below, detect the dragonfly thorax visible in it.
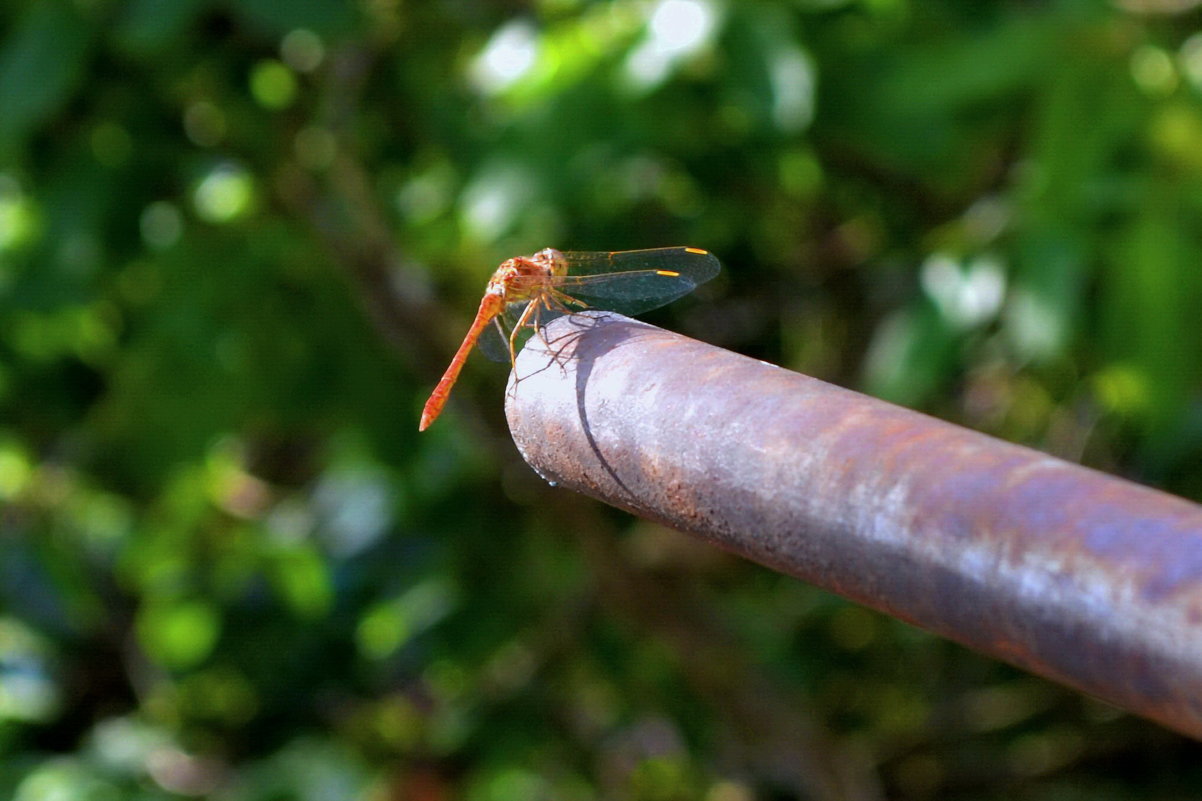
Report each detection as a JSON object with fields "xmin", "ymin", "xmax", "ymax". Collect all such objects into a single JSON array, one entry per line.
[{"xmin": 486, "ymin": 247, "xmax": 568, "ymax": 301}]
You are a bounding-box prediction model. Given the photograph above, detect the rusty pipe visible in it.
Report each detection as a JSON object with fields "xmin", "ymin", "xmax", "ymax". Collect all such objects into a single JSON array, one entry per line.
[{"xmin": 505, "ymin": 312, "xmax": 1202, "ymax": 740}]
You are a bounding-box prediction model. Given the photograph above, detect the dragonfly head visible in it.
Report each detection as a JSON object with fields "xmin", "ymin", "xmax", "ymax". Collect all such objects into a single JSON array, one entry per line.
[{"xmin": 532, "ymin": 247, "xmax": 569, "ymax": 278}]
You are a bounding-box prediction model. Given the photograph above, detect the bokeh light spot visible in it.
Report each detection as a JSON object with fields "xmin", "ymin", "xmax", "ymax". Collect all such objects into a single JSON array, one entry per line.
[
  {"xmin": 356, "ymin": 580, "xmax": 456, "ymax": 660},
  {"xmin": 1180, "ymin": 33, "xmax": 1202, "ymax": 90},
  {"xmin": 0, "ymin": 176, "xmax": 38, "ymax": 251},
  {"xmin": 650, "ymin": 0, "xmax": 713, "ymax": 51},
  {"xmin": 626, "ymin": 0, "xmax": 718, "ymax": 90},
  {"xmin": 281, "ymin": 28, "xmax": 325, "ymax": 72},
  {"xmin": 1148, "ymin": 103, "xmax": 1202, "ymax": 172},
  {"xmin": 14, "ymin": 760, "xmax": 117, "ymax": 801},
  {"xmin": 470, "ymin": 20, "xmax": 539, "ymax": 94},
  {"xmin": 921, "ymin": 252, "xmax": 1006, "ymax": 330},
  {"xmin": 482, "ymin": 768, "xmax": 546, "ymax": 801},
  {"xmin": 1130, "ymin": 45, "xmax": 1177, "ymax": 95},
  {"xmin": 183, "ymin": 101, "xmax": 225, "ymax": 147},
  {"xmin": 269, "ymin": 547, "xmax": 333, "ymax": 619},
  {"xmin": 1005, "ymin": 287, "xmax": 1066, "ymax": 359},
  {"xmin": 0, "ymin": 620, "xmax": 60, "ymax": 724},
  {"xmin": 140, "ymin": 201, "xmax": 183, "ymax": 250},
  {"xmin": 460, "ymin": 164, "xmax": 534, "ymax": 240},
  {"xmin": 193, "ymin": 165, "xmax": 255, "ymax": 223},
  {"xmin": 89, "ymin": 716, "xmax": 171, "ymax": 773},
  {"xmin": 136, "ymin": 600, "xmax": 221, "ymax": 670},
  {"xmin": 707, "ymin": 780, "xmax": 754, "ymax": 801},
  {"xmin": 397, "ymin": 163, "xmax": 454, "ymax": 224},
  {"xmin": 0, "ymin": 445, "xmax": 31, "ymax": 500},
  {"xmin": 357, "ymin": 602, "xmax": 412, "ymax": 660},
  {"xmin": 770, "ymin": 47, "xmax": 815, "ymax": 132},
  {"xmin": 1092, "ymin": 364, "xmax": 1150, "ymax": 417},
  {"xmin": 250, "ymin": 59, "xmax": 298, "ymax": 110}
]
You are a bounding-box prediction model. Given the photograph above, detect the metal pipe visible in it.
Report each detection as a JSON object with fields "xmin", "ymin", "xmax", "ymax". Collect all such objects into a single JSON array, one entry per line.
[{"xmin": 505, "ymin": 312, "xmax": 1202, "ymax": 740}]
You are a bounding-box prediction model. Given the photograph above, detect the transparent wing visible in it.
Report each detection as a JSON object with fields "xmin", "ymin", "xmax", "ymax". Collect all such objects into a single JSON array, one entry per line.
[
  {"xmin": 556, "ymin": 247, "xmax": 718, "ymax": 312},
  {"xmin": 478, "ymin": 300, "xmax": 537, "ymax": 362},
  {"xmin": 556, "ymin": 247, "xmax": 721, "ymax": 282}
]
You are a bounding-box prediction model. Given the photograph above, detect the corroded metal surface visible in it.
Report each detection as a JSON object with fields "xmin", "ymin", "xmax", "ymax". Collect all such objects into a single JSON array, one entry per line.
[{"xmin": 505, "ymin": 312, "xmax": 1202, "ymax": 740}]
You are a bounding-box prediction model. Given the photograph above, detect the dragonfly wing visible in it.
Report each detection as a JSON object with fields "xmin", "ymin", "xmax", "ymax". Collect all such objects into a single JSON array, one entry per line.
[
  {"xmin": 550, "ymin": 247, "xmax": 720, "ymax": 316},
  {"xmin": 547, "ymin": 272, "xmax": 689, "ymax": 315},
  {"xmin": 477, "ymin": 300, "xmax": 533, "ymax": 362},
  {"xmin": 558, "ymin": 247, "xmax": 721, "ymax": 283}
]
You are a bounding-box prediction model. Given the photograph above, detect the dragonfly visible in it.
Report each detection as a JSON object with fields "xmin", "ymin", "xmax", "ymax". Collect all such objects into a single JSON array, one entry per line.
[{"xmin": 419, "ymin": 246, "xmax": 720, "ymax": 431}]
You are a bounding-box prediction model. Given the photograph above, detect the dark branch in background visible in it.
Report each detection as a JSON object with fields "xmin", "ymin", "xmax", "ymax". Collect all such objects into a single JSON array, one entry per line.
[
  {"xmin": 274, "ymin": 44, "xmax": 445, "ymax": 371},
  {"xmin": 272, "ymin": 43, "xmax": 513, "ymax": 439}
]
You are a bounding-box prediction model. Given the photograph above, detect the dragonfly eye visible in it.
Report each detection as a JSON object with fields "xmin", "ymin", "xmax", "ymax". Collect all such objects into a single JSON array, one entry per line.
[{"xmin": 533, "ymin": 247, "xmax": 568, "ymax": 275}]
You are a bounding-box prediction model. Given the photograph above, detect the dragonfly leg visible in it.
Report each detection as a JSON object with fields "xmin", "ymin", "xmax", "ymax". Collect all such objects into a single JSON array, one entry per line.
[
  {"xmin": 508, "ymin": 297, "xmax": 541, "ymax": 367},
  {"xmin": 529, "ymin": 298, "xmax": 562, "ymax": 366},
  {"xmin": 548, "ymin": 287, "xmax": 587, "ymax": 311},
  {"xmin": 491, "ymin": 315, "xmax": 515, "ymax": 365},
  {"xmin": 536, "ymin": 290, "xmax": 587, "ymax": 368},
  {"xmin": 492, "ymin": 315, "xmax": 507, "ymax": 345}
]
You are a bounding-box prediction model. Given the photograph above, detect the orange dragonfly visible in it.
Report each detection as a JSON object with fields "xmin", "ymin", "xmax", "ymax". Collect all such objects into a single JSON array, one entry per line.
[{"xmin": 419, "ymin": 246, "xmax": 720, "ymax": 431}]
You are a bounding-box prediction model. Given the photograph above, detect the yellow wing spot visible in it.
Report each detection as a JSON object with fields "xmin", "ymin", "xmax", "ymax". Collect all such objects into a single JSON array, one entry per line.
[
  {"xmin": 655, "ymin": 270, "xmax": 680, "ymax": 277},
  {"xmin": 684, "ymin": 247, "xmax": 708, "ymax": 255}
]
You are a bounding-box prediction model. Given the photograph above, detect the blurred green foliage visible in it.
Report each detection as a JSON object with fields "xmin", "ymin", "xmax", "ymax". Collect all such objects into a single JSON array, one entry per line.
[{"xmin": 2, "ymin": 0, "xmax": 1201, "ymax": 798}]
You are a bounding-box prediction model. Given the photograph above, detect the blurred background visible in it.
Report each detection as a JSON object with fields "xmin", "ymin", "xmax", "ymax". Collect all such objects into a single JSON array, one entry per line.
[{"xmin": 2, "ymin": 0, "xmax": 1202, "ymax": 798}]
